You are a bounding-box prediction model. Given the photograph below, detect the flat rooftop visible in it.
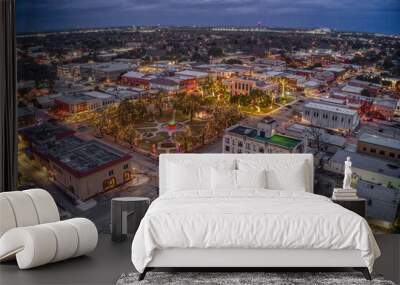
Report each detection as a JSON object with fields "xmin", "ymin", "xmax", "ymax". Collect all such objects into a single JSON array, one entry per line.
[
  {"xmin": 21, "ymin": 122, "xmax": 74, "ymax": 143},
  {"xmin": 263, "ymin": 134, "xmax": 302, "ymax": 149},
  {"xmin": 84, "ymin": 91, "xmax": 113, "ymax": 99},
  {"xmin": 228, "ymin": 125, "xmax": 302, "ymax": 149},
  {"xmin": 359, "ymin": 133, "xmax": 400, "ymax": 150},
  {"xmin": 58, "ymin": 141, "xmax": 127, "ymax": 173},
  {"xmin": 150, "ymin": 77, "xmax": 179, "ymax": 86},
  {"xmin": 373, "ymin": 98, "xmax": 397, "ymax": 108},
  {"xmin": 302, "ymin": 80, "xmax": 321, "ymax": 88},
  {"xmin": 93, "ymin": 63, "xmax": 133, "ymax": 72},
  {"xmin": 287, "ymin": 124, "xmax": 345, "ymax": 147},
  {"xmin": 319, "ymin": 97, "xmax": 346, "ymax": 105},
  {"xmin": 332, "ymin": 91, "xmax": 372, "ymax": 101},
  {"xmin": 36, "ymin": 93, "xmax": 62, "ymax": 105},
  {"xmin": 349, "ymin": 79, "xmax": 381, "ymax": 88},
  {"xmin": 36, "ymin": 136, "xmax": 85, "ymax": 157},
  {"xmin": 282, "ymin": 73, "xmax": 306, "ymax": 81},
  {"xmin": 304, "ymin": 101, "xmax": 357, "ymax": 116},
  {"xmin": 175, "ymin": 69, "xmax": 209, "ymax": 78},
  {"xmin": 263, "ymin": 71, "xmax": 283, "ymax": 77},
  {"xmin": 331, "ymin": 149, "xmax": 400, "ymax": 179},
  {"xmin": 34, "ymin": 138, "xmax": 131, "ymax": 177},
  {"xmin": 56, "ymin": 94, "xmax": 98, "ymax": 104},
  {"xmin": 342, "ymin": 85, "xmax": 364, "ymax": 94},
  {"xmin": 122, "ymin": 71, "xmax": 146, "ymax": 78},
  {"xmin": 324, "ymin": 66, "xmax": 346, "ymax": 73}
]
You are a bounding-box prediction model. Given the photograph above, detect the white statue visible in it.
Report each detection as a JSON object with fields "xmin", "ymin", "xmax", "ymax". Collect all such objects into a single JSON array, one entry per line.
[{"xmin": 342, "ymin": 156, "xmax": 353, "ymax": 190}]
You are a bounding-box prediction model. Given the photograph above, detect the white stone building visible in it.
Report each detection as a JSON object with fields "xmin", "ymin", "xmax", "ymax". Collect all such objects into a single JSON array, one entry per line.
[
  {"xmin": 302, "ymin": 101, "xmax": 359, "ymax": 132},
  {"xmin": 223, "ymin": 118, "xmax": 305, "ymax": 154},
  {"xmin": 83, "ymin": 91, "xmax": 116, "ymax": 108}
]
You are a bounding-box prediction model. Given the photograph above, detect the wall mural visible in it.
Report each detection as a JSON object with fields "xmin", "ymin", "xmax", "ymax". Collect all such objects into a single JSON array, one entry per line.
[{"xmin": 16, "ymin": 1, "xmax": 400, "ymax": 234}]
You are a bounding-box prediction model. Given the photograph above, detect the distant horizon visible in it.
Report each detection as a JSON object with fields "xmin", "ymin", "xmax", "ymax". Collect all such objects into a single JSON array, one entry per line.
[
  {"xmin": 15, "ymin": 24, "xmax": 400, "ymax": 37},
  {"xmin": 16, "ymin": 0, "xmax": 400, "ymax": 35}
]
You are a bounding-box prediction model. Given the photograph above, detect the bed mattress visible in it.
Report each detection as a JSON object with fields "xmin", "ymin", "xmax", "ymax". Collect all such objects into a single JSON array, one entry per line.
[{"xmin": 131, "ymin": 190, "xmax": 380, "ymax": 273}]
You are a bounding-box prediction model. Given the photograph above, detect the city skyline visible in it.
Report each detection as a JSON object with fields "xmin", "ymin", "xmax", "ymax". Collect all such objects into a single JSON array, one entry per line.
[
  {"xmin": 17, "ymin": 0, "xmax": 400, "ymax": 35},
  {"xmin": 15, "ymin": 13, "xmax": 400, "ymax": 234}
]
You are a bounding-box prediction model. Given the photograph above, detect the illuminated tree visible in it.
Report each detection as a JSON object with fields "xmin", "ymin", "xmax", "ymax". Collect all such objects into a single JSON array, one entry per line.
[
  {"xmin": 117, "ymin": 99, "xmax": 135, "ymax": 127},
  {"xmin": 154, "ymin": 92, "xmax": 168, "ymax": 116},
  {"xmin": 279, "ymin": 78, "xmax": 288, "ymax": 98},
  {"xmin": 125, "ymin": 125, "xmax": 139, "ymax": 147},
  {"xmin": 188, "ymin": 94, "xmax": 202, "ymax": 122}
]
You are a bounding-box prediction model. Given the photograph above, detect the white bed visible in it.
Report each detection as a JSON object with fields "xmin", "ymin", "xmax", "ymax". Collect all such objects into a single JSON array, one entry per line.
[{"xmin": 131, "ymin": 154, "xmax": 380, "ymax": 280}]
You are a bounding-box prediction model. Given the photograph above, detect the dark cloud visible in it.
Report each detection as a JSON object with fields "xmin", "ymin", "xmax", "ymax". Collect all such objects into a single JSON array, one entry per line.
[{"xmin": 17, "ymin": 0, "xmax": 400, "ymax": 34}]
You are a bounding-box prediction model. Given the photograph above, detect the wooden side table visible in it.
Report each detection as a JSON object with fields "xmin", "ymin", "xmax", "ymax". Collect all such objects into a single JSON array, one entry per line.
[
  {"xmin": 111, "ymin": 197, "xmax": 150, "ymax": 242},
  {"xmin": 331, "ymin": 198, "xmax": 366, "ymax": 218}
]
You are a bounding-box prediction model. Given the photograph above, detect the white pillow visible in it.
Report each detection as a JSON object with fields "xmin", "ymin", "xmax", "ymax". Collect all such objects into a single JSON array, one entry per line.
[
  {"xmin": 238, "ymin": 159, "xmax": 308, "ymax": 191},
  {"xmin": 236, "ymin": 169, "xmax": 267, "ymax": 189},
  {"xmin": 211, "ymin": 168, "xmax": 237, "ymax": 191},
  {"xmin": 266, "ymin": 161, "xmax": 306, "ymax": 191},
  {"xmin": 168, "ymin": 163, "xmax": 211, "ymax": 191}
]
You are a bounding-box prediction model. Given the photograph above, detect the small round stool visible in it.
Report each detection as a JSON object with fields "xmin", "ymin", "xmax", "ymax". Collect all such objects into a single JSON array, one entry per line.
[{"xmin": 111, "ymin": 197, "xmax": 150, "ymax": 242}]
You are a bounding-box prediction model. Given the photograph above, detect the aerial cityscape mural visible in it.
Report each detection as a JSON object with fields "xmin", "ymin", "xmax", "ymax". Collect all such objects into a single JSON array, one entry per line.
[{"xmin": 16, "ymin": 0, "xmax": 400, "ymax": 234}]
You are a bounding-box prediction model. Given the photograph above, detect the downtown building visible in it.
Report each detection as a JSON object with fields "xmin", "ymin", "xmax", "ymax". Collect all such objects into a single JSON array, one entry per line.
[
  {"xmin": 150, "ymin": 75, "xmax": 197, "ymax": 94},
  {"xmin": 302, "ymin": 101, "xmax": 360, "ymax": 132},
  {"xmin": 120, "ymin": 71, "xmax": 156, "ymax": 89},
  {"xmin": 371, "ymin": 98, "xmax": 398, "ymax": 120},
  {"xmin": 324, "ymin": 149, "xmax": 400, "ymax": 191},
  {"xmin": 223, "ymin": 77, "xmax": 278, "ymax": 96},
  {"xmin": 80, "ymin": 62, "xmax": 135, "ymax": 82},
  {"xmin": 57, "ymin": 64, "xmax": 81, "ymax": 81},
  {"xmin": 175, "ymin": 69, "xmax": 209, "ymax": 85},
  {"xmin": 20, "ymin": 122, "xmax": 133, "ymax": 201},
  {"xmin": 223, "ymin": 118, "xmax": 305, "ymax": 154},
  {"xmin": 104, "ymin": 86, "xmax": 149, "ymax": 101},
  {"xmin": 357, "ymin": 133, "xmax": 400, "ymax": 161},
  {"xmin": 54, "ymin": 91, "xmax": 116, "ymax": 114},
  {"xmin": 54, "ymin": 93, "xmax": 102, "ymax": 114},
  {"xmin": 331, "ymin": 91, "xmax": 374, "ymax": 106}
]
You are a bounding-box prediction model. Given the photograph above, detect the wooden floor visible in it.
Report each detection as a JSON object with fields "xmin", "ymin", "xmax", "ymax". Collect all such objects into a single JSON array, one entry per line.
[{"xmin": 0, "ymin": 234, "xmax": 399, "ymax": 285}]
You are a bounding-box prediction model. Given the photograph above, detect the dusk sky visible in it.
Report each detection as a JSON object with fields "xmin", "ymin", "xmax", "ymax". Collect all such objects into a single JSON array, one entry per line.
[{"xmin": 17, "ymin": 0, "xmax": 400, "ymax": 34}]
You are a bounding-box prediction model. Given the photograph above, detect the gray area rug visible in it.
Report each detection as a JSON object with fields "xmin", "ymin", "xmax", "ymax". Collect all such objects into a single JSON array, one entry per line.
[{"xmin": 116, "ymin": 272, "xmax": 395, "ymax": 285}]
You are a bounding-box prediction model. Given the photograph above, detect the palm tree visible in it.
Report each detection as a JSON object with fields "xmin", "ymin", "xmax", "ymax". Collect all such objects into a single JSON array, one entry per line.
[
  {"xmin": 155, "ymin": 92, "xmax": 168, "ymax": 116},
  {"xmin": 125, "ymin": 125, "xmax": 139, "ymax": 147},
  {"xmin": 188, "ymin": 93, "xmax": 202, "ymax": 122}
]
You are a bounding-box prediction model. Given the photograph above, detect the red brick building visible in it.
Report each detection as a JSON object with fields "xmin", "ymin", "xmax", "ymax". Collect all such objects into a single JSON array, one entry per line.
[{"xmin": 120, "ymin": 71, "xmax": 153, "ymax": 89}]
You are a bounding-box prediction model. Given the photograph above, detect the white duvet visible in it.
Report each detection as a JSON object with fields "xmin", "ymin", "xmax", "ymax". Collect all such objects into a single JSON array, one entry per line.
[{"xmin": 131, "ymin": 190, "xmax": 380, "ymax": 273}]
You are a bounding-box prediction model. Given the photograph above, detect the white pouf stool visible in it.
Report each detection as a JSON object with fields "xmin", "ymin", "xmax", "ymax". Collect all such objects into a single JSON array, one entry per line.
[{"xmin": 0, "ymin": 189, "xmax": 98, "ymax": 269}]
